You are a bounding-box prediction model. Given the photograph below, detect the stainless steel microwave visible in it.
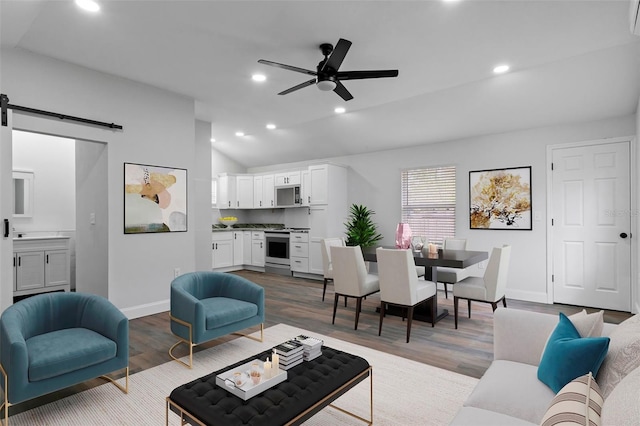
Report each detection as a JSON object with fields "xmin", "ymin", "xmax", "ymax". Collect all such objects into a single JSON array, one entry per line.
[{"xmin": 275, "ymin": 185, "xmax": 301, "ymax": 207}]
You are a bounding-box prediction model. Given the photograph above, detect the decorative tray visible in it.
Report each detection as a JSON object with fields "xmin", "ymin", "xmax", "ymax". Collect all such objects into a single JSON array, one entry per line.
[{"xmin": 215, "ymin": 359, "xmax": 287, "ymax": 400}]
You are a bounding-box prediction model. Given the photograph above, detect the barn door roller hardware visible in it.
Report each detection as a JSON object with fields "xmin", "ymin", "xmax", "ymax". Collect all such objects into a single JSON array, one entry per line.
[{"xmin": 1, "ymin": 94, "xmax": 122, "ymax": 130}]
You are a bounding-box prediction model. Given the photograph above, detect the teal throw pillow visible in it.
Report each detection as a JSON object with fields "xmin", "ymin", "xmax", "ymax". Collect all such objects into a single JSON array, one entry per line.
[{"xmin": 538, "ymin": 312, "xmax": 610, "ymax": 393}]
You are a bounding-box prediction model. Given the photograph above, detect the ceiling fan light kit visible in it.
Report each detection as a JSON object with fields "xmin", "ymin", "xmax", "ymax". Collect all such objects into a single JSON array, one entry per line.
[{"xmin": 258, "ymin": 38, "xmax": 398, "ymax": 101}]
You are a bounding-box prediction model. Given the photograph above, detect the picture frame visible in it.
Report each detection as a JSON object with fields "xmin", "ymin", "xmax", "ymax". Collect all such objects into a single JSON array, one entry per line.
[
  {"xmin": 124, "ymin": 162, "xmax": 187, "ymax": 234},
  {"xmin": 469, "ymin": 166, "xmax": 532, "ymax": 230}
]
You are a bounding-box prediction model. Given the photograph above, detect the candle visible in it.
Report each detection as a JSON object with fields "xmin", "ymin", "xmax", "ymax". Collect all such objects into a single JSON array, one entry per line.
[
  {"xmin": 264, "ymin": 359, "xmax": 272, "ymax": 379},
  {"xmin": 272, "ymin": 350, "xmax": 280, "ymax": 372}
]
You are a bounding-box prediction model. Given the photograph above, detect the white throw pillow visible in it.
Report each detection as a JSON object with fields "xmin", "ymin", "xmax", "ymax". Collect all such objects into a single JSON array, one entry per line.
[
  {"xmin": 602, "ymin": 366, "xmax": 640, "ymax": 426},
  {"xmin": 540, "ymin": 372, "xmax": 603, "ymax": 426},
  {"xmin": 596, "ymin": 314, "xmax": 640, "ymax": 398},
  {"xmin": 569, "ymin": 309, "xmax": 604, "ymax": 338}
]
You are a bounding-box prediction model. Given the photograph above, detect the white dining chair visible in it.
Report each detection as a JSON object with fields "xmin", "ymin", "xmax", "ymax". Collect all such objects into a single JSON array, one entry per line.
[
  {"xmin": 320, "ymin": 237, "xmax": 346, "ymax": 301},
  {"xmin": 377, "ymin": 248, "xmax": 437, "ymax": 342},
  {"xmin": 453, "ymin": 245, "xmax": 512, "ymax": 329},
  {"xmin": 437, "ymin": 238, "xmax": 471, "ymax": 298},
  {"xmin": 330, "ymin": 245, "xmax": 380, "ymax": 330}
]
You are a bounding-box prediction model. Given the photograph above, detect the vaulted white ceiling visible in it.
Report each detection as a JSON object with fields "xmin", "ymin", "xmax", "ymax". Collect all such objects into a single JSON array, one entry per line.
[{"xmin": 2, "ymin": 0, "xmax": 639, "ymax": 168}]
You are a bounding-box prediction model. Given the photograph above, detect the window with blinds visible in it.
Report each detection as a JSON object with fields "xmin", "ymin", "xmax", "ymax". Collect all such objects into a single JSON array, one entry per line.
[{"xmin": 401, "ymin": 166, "xmax": 456, "ymax": 246}]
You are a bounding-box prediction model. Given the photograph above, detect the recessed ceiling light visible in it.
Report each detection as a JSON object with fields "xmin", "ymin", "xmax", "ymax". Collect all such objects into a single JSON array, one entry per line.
[
  {"xmin": 75, "ymin": 0, "xmax": 100, "ymax": 12},
  {"xmin": 210, "ymin": 138, "xmax": 216, "ymax": 143},
  {"xmin": 334, "ymin": 107, "xmax": 346, "ymax": 114},
  {"xmin": 252, "ymin": 74, "xmax": 266, "ymax": 82},
  {"xmin": 266, "ymin": 123, "xmax": 276, "ymax": 130},
  {"xmin": 493, "ymin": 64, "xmax": 510, "ymax": 74},
  {"xmin": 235, "ymin": 131, "xmax": 245, "ymax": 137}
]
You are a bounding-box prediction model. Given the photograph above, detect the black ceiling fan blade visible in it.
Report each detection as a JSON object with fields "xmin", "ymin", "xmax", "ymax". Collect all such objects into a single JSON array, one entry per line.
[
  {"xmin": 336, "ymin": 70, "xmax": 399, "ymax": 80},
  {"xmin": 278, "ymin": 78, "xmax": 317, "ymax": 95},
  {"xmin": 333, "ymin": 81, "xmax": 354, "ymax": 101},
  {"xmin": 322, "ymin": 38, "xmax": 352, "ymax": 72},
  {"xmin": 258, "ymin": 59, "xmax": 317, "ymax": 76}
]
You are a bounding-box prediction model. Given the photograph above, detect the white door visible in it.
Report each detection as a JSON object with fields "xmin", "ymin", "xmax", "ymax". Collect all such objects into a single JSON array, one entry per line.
[
  {"xmin": 551, "ymin": 140, "xmax": 631, "ymax": 311},
  {"xmin": 0, "ymin": 110, "xmax": 14, "ymax": 310}
]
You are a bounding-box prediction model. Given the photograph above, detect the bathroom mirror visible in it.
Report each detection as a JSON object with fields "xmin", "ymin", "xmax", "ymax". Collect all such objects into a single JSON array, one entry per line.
[{"xmin": 13, "ymin": 171, "xmax": 34, "ymax": 217}]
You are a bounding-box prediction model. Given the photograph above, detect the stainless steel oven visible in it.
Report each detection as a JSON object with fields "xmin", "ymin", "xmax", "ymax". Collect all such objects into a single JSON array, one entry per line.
[{"xmin": 264, "ymin": 231, "xmax": 290, "ymax": 275}]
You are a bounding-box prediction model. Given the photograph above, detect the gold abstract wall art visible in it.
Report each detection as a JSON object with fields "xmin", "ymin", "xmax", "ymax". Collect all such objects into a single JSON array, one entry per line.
[
  {"xmin": 469, "ymin": 166, "xmax": 532, "ymax": 230},
  {"xmin": 124, "ymin": 162, "xmax": 187, "ymax": 234}
]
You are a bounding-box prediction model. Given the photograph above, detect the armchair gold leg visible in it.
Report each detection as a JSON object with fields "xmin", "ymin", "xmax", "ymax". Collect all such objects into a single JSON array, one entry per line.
[
  {"xmin": 232, "ymin": 323, "xmax": 264, "ymax": 343},
  {"xmin": 169, "ymin": 315, "xmax": 194, "ymax": 369},
  {"xmin": 99, "ymin": 366, "xmax": 129, "ymax": 394},
  {"xmin": 0, "ymin": 363, "xmax": 9, "ymax": 426}
]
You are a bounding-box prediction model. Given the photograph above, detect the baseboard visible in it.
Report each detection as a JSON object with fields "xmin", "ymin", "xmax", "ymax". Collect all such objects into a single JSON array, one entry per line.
[
  {"xmin": 121, "ymin": 299, "xmax": 169, "ymax": 319},
  {"xmin": 505, "ymin": 288, "xmax": 549, "ymax": 304}
]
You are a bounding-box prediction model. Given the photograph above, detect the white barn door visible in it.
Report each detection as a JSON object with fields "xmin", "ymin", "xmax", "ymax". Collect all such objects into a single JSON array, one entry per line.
[{"xmin": 551, "ymin": 140, "xmax": 631, "ymax": 311}]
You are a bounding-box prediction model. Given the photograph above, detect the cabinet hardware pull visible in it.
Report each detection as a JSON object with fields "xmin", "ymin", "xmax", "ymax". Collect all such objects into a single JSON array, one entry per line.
[
  {"xmin": 18, "ymin": 257, "xmax": 21, "ymax": 267},
  {"xmin": 46, "ymin": 255, "xmax": 49, "ymax": 263}
]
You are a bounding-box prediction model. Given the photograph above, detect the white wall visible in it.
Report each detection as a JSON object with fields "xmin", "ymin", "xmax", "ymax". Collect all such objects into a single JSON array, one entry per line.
[
  {"xmin": 12, "ymin": 131, "xmax": 76, "ymax": 234},
  {"xmin": 636, "ymin": 95, "xmax": 640, "ymax": 313},
  {"xmin": 1, "ymin": 48, "xmax": 197, "ymax": 318},
  {"xmin": 251, "ymin": 114, "xmax": 637, "ymax": 306},
  {"xmin": 194, "ymin": 120, "xmax": 213, "ymax": 271}
]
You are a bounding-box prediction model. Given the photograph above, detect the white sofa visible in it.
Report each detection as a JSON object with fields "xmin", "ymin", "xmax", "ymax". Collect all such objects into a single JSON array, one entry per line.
[{"xmin": 450, "ymin": 308, "xmax": 640, "ymax": 425}]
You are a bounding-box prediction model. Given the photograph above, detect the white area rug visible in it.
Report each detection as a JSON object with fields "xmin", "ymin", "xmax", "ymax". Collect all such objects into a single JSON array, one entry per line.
[{"xmin": 10, "ymin": 324, "xmax": 478, "ymax": 425}]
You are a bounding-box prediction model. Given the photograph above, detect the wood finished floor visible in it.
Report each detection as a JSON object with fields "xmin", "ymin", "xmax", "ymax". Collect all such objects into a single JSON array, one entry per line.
[{"xmin": 9, "ymin": 270, "xmax": 633, "ymax": 417}]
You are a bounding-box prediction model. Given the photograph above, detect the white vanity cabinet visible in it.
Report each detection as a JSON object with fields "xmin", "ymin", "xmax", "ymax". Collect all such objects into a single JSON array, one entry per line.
[
  {"xmin": 13, "ymin": 237, "xmax": 70, "ymax": 296},
  {"xmin": 212, "ymin": 232, "xmax": 234, "ymax": 268}
]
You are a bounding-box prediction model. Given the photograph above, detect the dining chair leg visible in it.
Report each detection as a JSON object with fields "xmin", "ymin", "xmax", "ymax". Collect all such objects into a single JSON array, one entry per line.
[
  {"xmin": 444, "ymin": 283, "xmax": 448, "ymax": 299},
  {"xmin": 454, "ymin": 296, "xmax": 459, "ymax": 329},
  {"xmin": 344, "ymin": 296, "xmax": 348, "ymax": 307},
  {"xmin": 378, "ymin": 302, "xmax": 385, "ymax": 336},
  {"xmin": 491, "ymin": 302, "xmax": 498, "ymax": 312},
  {"xmin": 322, "ymin": 278, "xmax": 328, "ymax": 301},
  {"xmin": 467, "ymin": 299, "xmax": 471, "ymax": 318},
  {"xmin": 332, "ymin": 293, "xmax": 339, "ymax": 324},
  {"xmin": 406, "ymin": 306, "xmax": 414, "ymax": 343},
  {"xmin": 354, "ymin": 297, "xmax": 363, "ymax": 330},
  {"xmin": 430, "ymin": 296, "xmax": 436, "ymax": 328},
  {"xmin": 502, "ymin": 297, "xmax": 507, "ymax": 308}
]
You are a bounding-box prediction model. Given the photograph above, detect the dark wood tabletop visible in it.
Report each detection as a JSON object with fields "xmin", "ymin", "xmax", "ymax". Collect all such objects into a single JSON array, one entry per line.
[{"xmin": 362, "ymin": 247, "xmax": 488, "ymax": 269}]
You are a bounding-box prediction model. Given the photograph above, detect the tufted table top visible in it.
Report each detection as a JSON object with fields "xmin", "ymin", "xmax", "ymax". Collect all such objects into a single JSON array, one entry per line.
[{"xmin": 168, "ymin": 346, "xmax": 370, "ymax": 426}]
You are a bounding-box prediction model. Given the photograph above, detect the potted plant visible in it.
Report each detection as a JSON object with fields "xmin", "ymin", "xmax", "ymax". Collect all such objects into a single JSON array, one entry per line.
[{"xmin": 344, "ymin": 204, "xmax": 383, "ymax": 247}]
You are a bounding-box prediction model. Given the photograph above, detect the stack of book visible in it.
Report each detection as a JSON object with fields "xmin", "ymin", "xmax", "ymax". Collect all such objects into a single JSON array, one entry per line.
[
  {"xmin": 295, "ymin": 335, "xmax": 323, "ymax": 361},
  {"xmin": 273, "ymin": 340, "xmax": 304, "ymax": 370}
]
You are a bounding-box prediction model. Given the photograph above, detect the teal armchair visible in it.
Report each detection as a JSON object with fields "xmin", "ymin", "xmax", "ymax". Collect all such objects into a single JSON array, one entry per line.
[
  {"xmin": 0, "ymin": 292, "xmax": 129, "ymax": 424},
  {"xmin": 169, "ymin": 272, "xmax": 265, "ymax": 368}
]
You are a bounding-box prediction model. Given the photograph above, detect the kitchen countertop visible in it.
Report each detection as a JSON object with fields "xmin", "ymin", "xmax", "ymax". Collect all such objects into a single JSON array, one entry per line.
[
  {"xmin": 13, "ymin": 235, "xmax": 70, "ymax": 241},
  {"xmin": 212, "ymin": 223, "xmax": 284, "ymax": 232}
]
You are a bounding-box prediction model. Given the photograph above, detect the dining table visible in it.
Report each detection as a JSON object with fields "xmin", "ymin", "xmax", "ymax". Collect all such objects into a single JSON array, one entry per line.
[{"xmin": 362, "ymin": 246, "xmax": 489, "ymax": 324}]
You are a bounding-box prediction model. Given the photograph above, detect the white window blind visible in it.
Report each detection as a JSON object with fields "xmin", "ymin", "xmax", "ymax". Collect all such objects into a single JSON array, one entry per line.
[{"xmin": 401, "ymin": 166, "xmax": 456, "ymax": 246}]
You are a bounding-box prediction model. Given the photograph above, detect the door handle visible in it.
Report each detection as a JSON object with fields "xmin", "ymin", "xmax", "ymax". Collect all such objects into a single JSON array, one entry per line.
[{"xmin": 620, "ymin": 232, "xmax": 628, "ymax": 239}]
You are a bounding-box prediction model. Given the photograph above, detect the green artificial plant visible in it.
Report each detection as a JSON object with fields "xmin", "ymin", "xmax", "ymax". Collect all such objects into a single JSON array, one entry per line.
[{"xmin": 344, "ymin": 204, "xmax": 383, "ymax": 248}]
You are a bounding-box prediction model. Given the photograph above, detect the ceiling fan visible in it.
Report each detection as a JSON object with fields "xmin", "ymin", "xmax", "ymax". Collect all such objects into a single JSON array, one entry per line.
[{"xmin": 258, "ymin": 38, "xmax": 399, "ymax": 101}]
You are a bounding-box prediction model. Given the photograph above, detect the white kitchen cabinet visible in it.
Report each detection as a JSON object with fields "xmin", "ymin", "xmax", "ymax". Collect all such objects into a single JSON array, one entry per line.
[
  {"xmin": 305, "ymin": 164, "xmax": 348, "ymax": 276},
  {"xmin": 13, "ymin": 237, "xmax": 70, "ymax": 296},
  {"xmin": 308, "ymin": 165, "xmax": 329, "ymax": 205},
  {"xmin": 243, "ymin": 231, "xmax": 252, "ymax": 264},
  {"xmin": 217, "ymin": 174, "xmax": 235, "ymax": 209},
  {"xmin": 212, "ymin": 232, "xmax": 234, "ymax": 268},
  {"xmin": 290, "ymin": 232, "xmax": 309, "ymax": 273},
  {"xmin": 218, "ymin": 173, "xmax": 253, "ymax": 209},
  {"xmin": 251, "ymin": 231, "xmax": 265, "ymax": 267},
  {"xmin": 275, "ymin": 171, "xmax": 301, "ymax": 187},
  {"xmin": 301, "ymin": 169, "xmax": 310, "ymax": 206},
  {"xmin": 233, "ymin": 231, "xmax": 244, "ymax": 266},
  {"xmin": 253, "ymin": 174, "xmax": 275, "ymax": 209},
  {"xmin": 236, "ymin": 175, "xmax": 254, "ymax": 209}
]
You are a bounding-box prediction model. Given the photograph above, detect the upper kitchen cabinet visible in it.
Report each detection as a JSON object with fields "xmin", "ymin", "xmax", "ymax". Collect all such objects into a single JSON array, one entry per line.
[
  {"xmin": 218, "ymin": 173, "xmax": 254, "ymax": 209},
  {"xmin": 308, "ymin": 164, "xmax": 346, "ymax": 205},
  {"xmin": 254, "ymin": 174, "xmax": 275, "ymax": 209},
  {"xmin": 274, "ymin": 171, "xmax": 301, "ymax": 187}
]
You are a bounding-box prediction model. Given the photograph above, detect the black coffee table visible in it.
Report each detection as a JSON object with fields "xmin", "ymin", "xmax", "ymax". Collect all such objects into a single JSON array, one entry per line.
[{"xmin": 166, "ymin": 346, "xmax": 372, "ymax": 426}]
